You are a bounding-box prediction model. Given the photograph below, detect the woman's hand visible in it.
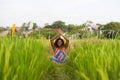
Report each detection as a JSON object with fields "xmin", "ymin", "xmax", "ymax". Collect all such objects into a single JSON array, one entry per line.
[
  {"xmin": 58, "ymin": 28, "xmax": 63, "ymax": 35},
  {"xmin": 54, "ymin": 28, "xmax": 63, "ymax": 35}
]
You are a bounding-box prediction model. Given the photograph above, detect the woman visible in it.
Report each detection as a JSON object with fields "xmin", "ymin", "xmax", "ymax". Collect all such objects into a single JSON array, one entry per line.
[{"xmin": 50, "ymin": 29, "xmax": 69, "ymax": 63}]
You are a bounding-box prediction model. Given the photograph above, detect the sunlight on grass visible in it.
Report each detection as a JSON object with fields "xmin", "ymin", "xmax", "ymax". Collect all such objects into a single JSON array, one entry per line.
[{"xmin": 0, "ymin": 37, "xmax": 120, "ymax": 80}]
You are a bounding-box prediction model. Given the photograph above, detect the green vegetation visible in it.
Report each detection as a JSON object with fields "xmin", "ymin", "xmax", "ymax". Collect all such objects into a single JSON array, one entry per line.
[
  {"xmin": 1, "ymin": 20, "xmax": 120, "ymax": 39},
  {"xmin": 31, "ymin": 21, "xmax": 120, "ymax": 39},
  {"xmin": 0, "ymin": 37, "xmax": 53, "ymax": 80},
  {"xmin": 0, "ymin": 37, "xmax": 120, "ymax": 80},
  {"xmin": 101, "ymin": 22, "xmax": 120, "ymax": 38},
  {"xmin": 31, "ymin": 28, "xmax": 57, "ymax": 39}
]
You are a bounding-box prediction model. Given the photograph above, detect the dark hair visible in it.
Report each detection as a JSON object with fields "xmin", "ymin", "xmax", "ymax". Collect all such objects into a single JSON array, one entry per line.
[{"xmin": 54, "ymin": 38, "xmax": 64, "ymax": 48}]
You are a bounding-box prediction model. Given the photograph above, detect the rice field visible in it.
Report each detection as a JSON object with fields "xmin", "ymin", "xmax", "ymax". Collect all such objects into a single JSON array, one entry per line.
[{"xmin": 0, "ymin": 37, "xmax": 120, "ymax": 80}]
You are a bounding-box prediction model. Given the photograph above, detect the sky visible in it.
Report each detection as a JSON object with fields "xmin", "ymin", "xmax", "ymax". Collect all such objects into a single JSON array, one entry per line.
[{"xmin": 0, "ymin": 0, "xmax": 120, "ymax": 27}]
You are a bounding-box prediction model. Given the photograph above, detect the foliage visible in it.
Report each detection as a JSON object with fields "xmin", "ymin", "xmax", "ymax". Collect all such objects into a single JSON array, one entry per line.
[
  {"xmin": 32, "ymin": 23, "xmax": 38, "ymax": 30},
  {"xmin": 0, "ymin": 37, "xmax": 53, "ymax": 80},
  {"xmin": 51, "ymin": 21, "xmax": 66, "ymax": 29},
  {"xmin": 0, "ymin": 37, "xmax": 120, "ymax": 80},
  {"xmin": 102, "ymin": 22, "xmax": 120, "ymax": 31},
  {"xmin": 102, "ymin": 22, "xmax": 120, "ymax": 38},
  {"xmin": 21, "ymin": 22, "xmax": 30, "ymax": 31},
  {"xmin": 1, "ymin": 21, "xmax": 120, "ymax": 39},
  {"xmin": 69, "ymin": 39, "xmax": 120, "ymax": 80},
  {"xmin": 43, "ymin": 21, "xmax": 86, "ymax": 38},
  {"xmin": 30, "ymin": 28, "xmax": 57, "ymax": 39}
]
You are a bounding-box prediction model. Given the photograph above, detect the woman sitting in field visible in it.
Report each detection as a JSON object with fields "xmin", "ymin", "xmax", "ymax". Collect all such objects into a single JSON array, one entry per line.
[{"xmin": 50, "ymin": 28, "xmax": 69, "ymax": 63}]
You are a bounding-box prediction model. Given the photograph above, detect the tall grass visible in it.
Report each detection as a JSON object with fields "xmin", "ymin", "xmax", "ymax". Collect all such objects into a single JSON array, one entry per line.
[
  {"xmin": 0, "ymin": 37, "xmax": 53, "ymax": 80},
  {"xmin": 69, "ymin": 39, "xmax": 120, "ymax": 80},
  {"xmin": 0, "ymin": 37, "xmax": 120, "ymax": 80}
]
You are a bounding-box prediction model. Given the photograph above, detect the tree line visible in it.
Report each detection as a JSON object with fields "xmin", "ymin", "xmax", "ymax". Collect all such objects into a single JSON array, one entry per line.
[{"xmin": 0, "ymin": 20, "xmax": 120, "ymax": 39}]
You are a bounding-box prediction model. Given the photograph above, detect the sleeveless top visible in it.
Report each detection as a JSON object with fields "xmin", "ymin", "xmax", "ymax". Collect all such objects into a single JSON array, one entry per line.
[{"xmin": 54, "ymin": 47, "xmax": 66, "ymax": 61}]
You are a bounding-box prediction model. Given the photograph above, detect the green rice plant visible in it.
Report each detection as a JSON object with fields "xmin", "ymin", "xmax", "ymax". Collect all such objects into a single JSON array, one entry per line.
[
  {"xmin": 0, "ymin": 37, "xmax": 53, "ymax": 80},
  {"xmin": 0, "ymin": 37, "xmax": 120, "ymax": 80},
  {"xmin": 70, "ymin": 39, "xmax": 120, "ymax": 80}
]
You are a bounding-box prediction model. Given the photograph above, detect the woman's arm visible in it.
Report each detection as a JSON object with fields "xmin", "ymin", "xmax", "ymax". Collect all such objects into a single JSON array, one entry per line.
[
  {"xmin": 50, "ymin": 34, "xmax": 60, "ymax": 50},
  {"xmin": 61, "ymin": 34, "xmax": 69, "ymax": 48}
]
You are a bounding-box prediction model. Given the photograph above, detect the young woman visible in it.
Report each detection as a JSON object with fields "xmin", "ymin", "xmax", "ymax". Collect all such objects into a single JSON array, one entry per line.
[{"xmin": 50, "ymin": 29, "xmax": 69, "ymax": 63}]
